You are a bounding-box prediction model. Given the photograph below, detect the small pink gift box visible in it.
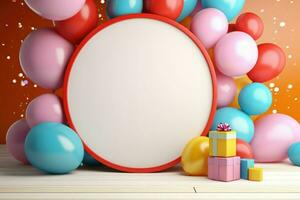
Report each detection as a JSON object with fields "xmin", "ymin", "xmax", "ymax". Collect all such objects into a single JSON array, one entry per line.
[{"xmin": 208, "ymin": 156, "xmax": 240, "ymax": 182}]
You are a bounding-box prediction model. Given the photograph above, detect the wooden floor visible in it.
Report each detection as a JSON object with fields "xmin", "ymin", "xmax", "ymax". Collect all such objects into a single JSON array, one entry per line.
[{"xmin": 1, "ymin": 145, "xmax": 300, "ymax": 199}]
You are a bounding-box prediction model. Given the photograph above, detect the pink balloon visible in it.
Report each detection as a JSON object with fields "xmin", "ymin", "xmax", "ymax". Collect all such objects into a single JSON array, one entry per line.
[
  {"xmin": 191, "ymin": 8, "xmax": 228, "ymax": 49},
  {"xmin": 251, "ymin": 114, "xmax": 300, "ymax": 163},
  {"xmin": 25, "ymin": 0, "xmax": 86, "ymax": 21},
  {"xmin": 20, "ymin": 29, "xmax": 74, "ymax": 90},
  {"xmin": 216, "ymin": 71, "xmax": 237, "ymax": 108},
  {"xmin": 6, "ymin": 119, "xmax": 30, "ymax": 164},
  {"xmin": 26, "ymin": 94, "xmax": 64, "ymax": 128},
  {"xmin": 190, "ymin": 0, "xmax": 202, "ymax": 17},
  {"xmin": 214, "ymin": 31, "xmax": 258, "ymax": 77}
]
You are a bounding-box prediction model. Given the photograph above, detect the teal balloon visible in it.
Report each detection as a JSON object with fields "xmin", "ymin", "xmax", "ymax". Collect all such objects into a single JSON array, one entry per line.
[
  {"xmin": 238, "ymin": 83, "xmax": 272, "ymax": 116},
  {"xmin": 107, "ymin": 0, "xmax": 143, "ymax": 18},
  {"xmin": 25, "ymin": 122, "xmax": 84, "ymax": 174},
  {"xmin": 83, "ymin": 151, "xmax": 101, "ymax": 166},
  {"xmin": 288, "ymin": 142, "xmax": 300, "ymax": 166},
  {"xmin": 212, "ymin": 107, "xmax": 254, "ymax": 143},
  {"xmin": 177, "ymin": 0, "xmax": 198, "ymax": 22},
  {"xmin": 201, "ymin": 0, "xmax": 245, "ymax": 21}
]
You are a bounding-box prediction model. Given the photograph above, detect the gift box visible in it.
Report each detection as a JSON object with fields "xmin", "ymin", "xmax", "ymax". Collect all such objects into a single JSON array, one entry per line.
[
  {"xmin": 209, "ymin": 130, "xmax": 236, "ymax": 157},
  {"xmin": 208, "ymin": 156, "xmax": 240, "ymax": 182},
  {"xmin": 249, "ymin": 167, "xmax": 263, "ymax": 181},
  {"xmin": 240, "ymin": 159, "xmax": 255, "ymax": 179}
]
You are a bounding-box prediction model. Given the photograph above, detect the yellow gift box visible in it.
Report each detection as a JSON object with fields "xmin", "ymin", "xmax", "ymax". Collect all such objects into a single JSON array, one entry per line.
[{"xmin": 209, "ymin": 130, "xmax": 236, "ymax": 157}]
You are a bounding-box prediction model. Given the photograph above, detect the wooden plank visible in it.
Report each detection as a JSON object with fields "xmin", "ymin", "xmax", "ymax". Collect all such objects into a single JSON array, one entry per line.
[{"xmin": 1, "ymin": 145, "xmax": 300, "ymax": 199}]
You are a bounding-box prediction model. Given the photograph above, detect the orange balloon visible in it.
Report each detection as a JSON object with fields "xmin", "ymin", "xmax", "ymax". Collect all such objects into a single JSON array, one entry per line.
[{"xmin": 180, "ymin": 16, "xmax": 192, "ymax": 29}]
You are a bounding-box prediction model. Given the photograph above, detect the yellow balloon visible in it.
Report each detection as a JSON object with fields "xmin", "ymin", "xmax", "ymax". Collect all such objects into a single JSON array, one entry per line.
[
  {"xmin": 230, "ymin": 76, "xmax": 252, "ymax": 109},
  {"xmin": 230, "ymin": 76, "xmax": 259, "ymax": 120},
  {"xmin": 181, "ymin": 136, "xmax": 209, "ymax": 176}
]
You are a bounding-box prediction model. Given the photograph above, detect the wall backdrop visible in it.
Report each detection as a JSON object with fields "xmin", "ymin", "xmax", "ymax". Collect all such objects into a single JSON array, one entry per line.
[{"xmin": 0, "ymin": 0, "xmax": 299, "ymax": 144}]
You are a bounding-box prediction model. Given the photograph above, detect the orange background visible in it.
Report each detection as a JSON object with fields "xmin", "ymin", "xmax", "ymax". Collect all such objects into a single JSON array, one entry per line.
[{"xmin": 0, "ymin": 0, "xmax": 299, "ymax": 144}]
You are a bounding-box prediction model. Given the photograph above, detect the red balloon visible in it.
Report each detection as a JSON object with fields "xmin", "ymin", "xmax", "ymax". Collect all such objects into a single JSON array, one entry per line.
[
  {"xmin": 144, "ymin": 0, "xmax": 183, "ymax": 20},
  {"xmin": 228, "ymin": 23, "xmax": 236, "ymax": 33},
  {"xmin": 247, "ymin": 43, "xmax": 286, "ymax": 83},
  {"xmin": 53, "ymin": 0, "xmax": 98, "ymax": 44},
  {"xmin": 235, "ymin": 12, "xmax": 264, "ymax": 40},
  {"xmin": 237, "ymin": 139, "xmax": 254, "ymax": 159}
]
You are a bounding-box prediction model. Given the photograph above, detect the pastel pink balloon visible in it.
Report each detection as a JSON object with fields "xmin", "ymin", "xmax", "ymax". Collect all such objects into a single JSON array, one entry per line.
[
  {"xmin": 214, "ymin": 31, "xmax": 258, "ymax": 77},
  {"xmin": 20, "ymin": 29, "xmax": 74, "ymax": 90},
  {"xmin": 216, "ymin": 71, "xmax": 237, "ymax": 108},
  {"xmin": 191, "ymin": 8, "xmax": 228, "ymax": 49},
  {"xmin": 26, "ymin": 94, "xmax": 64, "ymax": 128},
  {"xmin": 251, "ymin": 114, "xmax": 300, "ymax": 163},
  {"xmin": 190, "ymin": 0, "xmax": 202, "ymax": 17},
  {"xmin": 6, "ymin": 119, "xmax": 30, "ymax": 164},
  {"xmin": 25, "ymin": 0, "xmax": 86, "ymax": 21}
]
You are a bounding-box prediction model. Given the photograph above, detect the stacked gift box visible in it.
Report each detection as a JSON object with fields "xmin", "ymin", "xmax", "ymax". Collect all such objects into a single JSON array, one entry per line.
[{"xmin": 208, "ymin": 123, "xmax": 263, "ymax": 182}]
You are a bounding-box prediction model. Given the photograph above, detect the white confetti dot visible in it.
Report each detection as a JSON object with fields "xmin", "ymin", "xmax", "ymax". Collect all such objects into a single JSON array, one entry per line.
[
  {"xmin": 269, "ymin": 83, "xmax": 275, "ymax": 88},
  {"xmin": 274, "ymin": 87, "xmax": 280, "ymax": 92},
  {"xmin": 20, "ymin": 114, "xmax": 24, "ymax": 118},
  {"xmin": 6, "ymin": 56, "xmax": 11, "ymax": 60},
  {"xmin": 272, "ymin": 109, "xmax": 278, "ymax": 114},
  {"xmin": 286, "ymin": 45, "xmax": 290, "ymax": 49},
  {"xmin": 1, "ymin": 43, "xmax": 5, "ymax": 46},
  {"xmin": 12, "ymin": 79, "xmax": 17, "ymax": 84},
  {"xmin": 287, "ymin": 84, "xmax": 293, "ymax": 89},
  {"xmin": 18, "ymin": 72, "xmax": 23, "ymax": 77},
  {"xmin": 295, "ymin": 97, "xmax": 298, "ymax": 101},
  {"xmin": 18, "ymin": 22, "xmax": 22, "ymax": 28},
  {"xmin": 33, "ymin": 84, "xmax": 37, "ymax": 88},
  {"xmin": 260, "ymin": 9, "xmax": 265, "ymax": 13},
  {"xmin": 279, "ymin": 21, "xmax": 286, "ymax": 27},
  {"xmin": 288, "ymin": 54, "xmax": 293, "ymax": 59}
]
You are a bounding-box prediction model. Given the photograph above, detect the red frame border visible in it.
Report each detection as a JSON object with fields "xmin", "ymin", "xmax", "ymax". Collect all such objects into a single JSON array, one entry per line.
[{"xmin": 63, "ymin": 14, "xmax": 217, "ymax": 173}]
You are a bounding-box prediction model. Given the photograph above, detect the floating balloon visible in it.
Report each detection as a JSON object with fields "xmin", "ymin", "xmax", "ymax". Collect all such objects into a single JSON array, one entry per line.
[
  {"xmin": 6, "ymin": 119, "xmax": 30, "ymax": 164},
  {"xmin": 238, "ymin": 83, "xmax": 272, "ymax": 115},
  {"xmin": 230, "ymin": 76, "xmax": 252, "ymax": 108},
  {"xmin": 235, "ymin": 12, "xmax": 264, "ymax": 40},
  {"xmin": 247, "ymin": 43, "xmax": 286, "ymax": 83},
  {"xmin": 214, "ymin": 31, "xmax": 258, "ymax": 77},
  {"xmin": 25, "ymin": 122, "xmax": 84, "ymax": 174},
  {"xmin": 177, "ymin": 0, "xmax": 197, "ymax": 22},
  {"xmin": 24, "ymin": 0, "xmax": 86, "ymax": 21},
  {"xmin": 54, "ymin": 0, "xmax": 98, "ymax": 44},
  {"xmin": 144, "ymin": 0, "xmax": 183, "ymax": 20},
  {"xmin": 212, "ymin": 107, "xmax": 254, "ymax": 143},
  {"xmin": 20, "ymin": 29, "xmax": 74, "ymax": 90},
  {"xmin": 83, "ymin": 151, "xmax": 101, "ymax": 166},
  {"xmin": 190, "ymin": 0, "xmax": 202, "ymax": 17},
  {"xmin": 251, "ymin": 114, "xmax": 300, "ymax": 163},
  {"xmin": 216, "ymin": 71, "xmax": 237, "ymax": 108},
  {"xmin": 181, "ymin": 136, "xmax": 209, "ymax": 176},
  {"xmin": 201, "ymin": 0, "xmax": 245, "ymax": 21},
  {"xmin": 26, "ymin": 94, "xmax": 64, "ymax": 128},
  {"xmin": 288, "ymin": 142, "xmax": 300, "ymax": 166},
  {"xmin": 228, "ymin": 23, "xmax": 236, "ymax": 33},
  {"xmin": 191, "ymin": 8, "xmax": 228, "ymax": 49},
  {"xmin": 237, "ymin": 139, "xmax": 254, "ymax": 159},
  {"xmin": 107, "ymin": 0, "xmax": 143, "ymax": 18},
  {"xmin": 180, "ymin": 16, "xmax": 192, "ymax": 29}
]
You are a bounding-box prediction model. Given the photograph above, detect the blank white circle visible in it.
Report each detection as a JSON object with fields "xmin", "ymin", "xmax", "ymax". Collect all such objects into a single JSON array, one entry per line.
[{"xmin": 65, "ymin": 15, "xmax": 216, "ymax": 172}]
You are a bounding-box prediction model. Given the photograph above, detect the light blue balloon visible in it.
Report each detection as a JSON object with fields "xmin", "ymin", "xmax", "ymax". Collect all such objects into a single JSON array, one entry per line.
[
  {"xmin": 201, "ymin": 0, "xmax": 245, "ymax": 21},
  {"xmin": 211, "ymin": 107, "xmax": 254, "ymax": 143},
  {"xmin": 25, "ymin": 122, "xmax": 84, "ymax": 174},
  {"xmin": 83, "ymin": 151, "xmax": 101, "ymax": 166},
  {"xmin": 177, "ymin": 0, "xmax": 198, "ymax": 22},
  {"xmin": 238, "ymin": 83, "xmax": 272, "ymax": 116},
  {"xmin": 288, "ymin": 142, "xmax": 300, "ymax": 166},
  {"xmin": 107, "ymin": 0, "xmax": 143, "ymax": 18}
]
